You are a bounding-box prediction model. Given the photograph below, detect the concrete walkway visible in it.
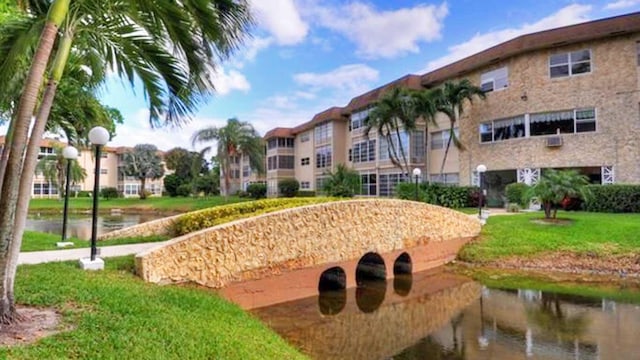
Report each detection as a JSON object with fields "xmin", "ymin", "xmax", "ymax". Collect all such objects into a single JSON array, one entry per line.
[{"xmin": 18, "ymin": 241, "xmax": 170, "ymax": 265}]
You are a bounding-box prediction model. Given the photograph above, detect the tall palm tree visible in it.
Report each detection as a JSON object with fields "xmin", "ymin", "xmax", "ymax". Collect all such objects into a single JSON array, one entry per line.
[
  {"xmin": 0, "ymin": 0, "xmax": 252, "ymax": 324},
  {"xmin": 410, "ymin": 87, "xmax": 446, "ymax": 182},
  {"xmin": 365, "ymin": 87, "xmax": 417, "ymax": 177},
  {"xmin": 437, "ymin": 79, "xmax": 486, "ymax": 178},
  {"xmin": 192, "ymin": 118, "xmax": 265, "ymax": 197}
]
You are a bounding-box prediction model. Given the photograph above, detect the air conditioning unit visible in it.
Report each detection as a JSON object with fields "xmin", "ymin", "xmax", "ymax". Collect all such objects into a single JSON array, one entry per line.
[{"xmin": 546, "ymin": 136, "xmax": 563, "ymax": 147}]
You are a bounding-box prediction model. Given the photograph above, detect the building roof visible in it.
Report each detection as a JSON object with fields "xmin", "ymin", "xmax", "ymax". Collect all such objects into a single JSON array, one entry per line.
[
  {"xmin": 264, "ymin": 127, "xmax": 294, "ymax": 140},
  {"xmin": 346, "ymin": 74, "xmax": 423, "ymax": 112},
  {"xmin": 290, "ymin": 106, "xmax": 347, "ymax": 135},
  {"xmin": 421, "ymin": 11, "xmax": 640, "ymax": 87}
]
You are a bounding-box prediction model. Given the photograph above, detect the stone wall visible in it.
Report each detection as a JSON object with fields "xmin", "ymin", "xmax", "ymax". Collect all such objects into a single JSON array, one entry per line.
[
  {"xmin": 457, "ymin": 34, "xmax": 640, "ymax": 184},
  {"xmin": 135, "ymin": 199, "xmax": 481, "ymax": 288},
  {"xmin": 97, "ymin": 214, "xmax": 180, "ymax": 240}
]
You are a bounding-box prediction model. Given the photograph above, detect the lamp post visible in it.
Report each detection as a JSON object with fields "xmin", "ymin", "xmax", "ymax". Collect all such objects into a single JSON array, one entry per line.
[
  {"xmin": 80, "ymin": 126, "xmax": 109, "ymax": 270},
  {"xmin": 476, "ymin": 164, "xmax": 487, "ymax": 221},
  {"xmin": 412, "ymin": 168, "xmax": 421, "ymax": 201},
  {"xmin": 58, "ymin": 146, "xmax": 78, "ymax": 247}
]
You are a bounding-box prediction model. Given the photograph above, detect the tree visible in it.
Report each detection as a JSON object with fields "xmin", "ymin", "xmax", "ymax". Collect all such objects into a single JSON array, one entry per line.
[
  {"xmin": 120, "ymin": 145, "xmax": 165, "ymax": 200},
  {"xmin": 323, "ymin": 164, "xmax": 360, "ymax": 197},
  {"xmin": 35, "ymin": 144, "xmax": 86, "ymax": 199},
  {"xmin": 192, "ymin": 118, "xmax": 265, "ymax": 197},
  {"xmin": 365, "ymin": 87, "xmax": 417, "ymax": 177},
  {"xmin": 437, "ymin": 79, "xmax": 486, "ymax": 177},
  {"xmin": 527, "ymin": 169, "xmax": 590, "ymax": 219},
  {"xmin": 278, "ymin": 178, "xmax": 299, "ymax": 198},
  {"xmin": 164, "ymin": 147, "xmax": 208, "ymax": 182},
  {"xmin": 0, "ymin": 0, "xmax": 252, "ymax": 323}
]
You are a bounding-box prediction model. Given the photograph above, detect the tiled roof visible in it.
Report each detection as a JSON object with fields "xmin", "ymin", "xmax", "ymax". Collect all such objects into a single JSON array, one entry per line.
[
  {"xmin": 346, "ymin": 75, "xmax": 423, "ymax": 112},
  {"xmin": 421, "ymin": 11, "xmax": 640, "ymax": 86},
  {"xmin": 290, "ymin": 107, "xmax": 347, "ymax": 134},
  {"xmin": 264, "ymin": 127, "xmax": 294, "ymax": 139}
]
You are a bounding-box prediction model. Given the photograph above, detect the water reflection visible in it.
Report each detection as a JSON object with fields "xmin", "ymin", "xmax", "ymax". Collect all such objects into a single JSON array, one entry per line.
[
  {"xmin": 393, "ymin": 273, "xmax": 412, "ymax": 296},
  {"xmin": 253, "ymin": 271, "xmax": 640, "ymax": 360},
  {"xmin": 26, "ymin": 213, "xmax": 166, "ymax": 239},
  {"xmin": 355, "ymin": 279, "xmax": 386, "ymax": 313}
]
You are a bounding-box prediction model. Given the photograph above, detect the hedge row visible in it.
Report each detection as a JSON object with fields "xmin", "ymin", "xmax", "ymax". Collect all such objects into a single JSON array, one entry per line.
[
  {"xmin": 583, "ymin": 184, "xmax": 640, "ymax": 213},
  {"xmin": 396, "ymin": 183, "xmax": 479, "ymax": 208},
  {"xmin": 171, "ymin": 197, "xmax": 339, "ymax": 236}
]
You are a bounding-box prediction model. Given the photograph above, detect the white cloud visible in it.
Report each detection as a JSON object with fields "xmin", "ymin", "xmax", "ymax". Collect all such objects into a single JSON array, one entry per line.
[
  {"xmin": 248, "ymin": 0, "xmax": 308, "ymax": 45},
  {"xmin": 211, "ymin": 68, "xmax": 251, "ymax": 95},
  {"xmin": 307, "ymin": 2, "xmax": 448, "ymax": 59},
  {"xmin": 424, "ymin": 4, "xmax": 593, "ymax": 71},
  {"xmin": 604, "ymin": 0, "xmax": 640, "ymax": 10},
  {"xmin": 294, "ymin": 64, "xmax": 380, "ymax": 96},
  {"xmin": 230, "ymin": 36, "xmax": 273, "ymax": 68}
]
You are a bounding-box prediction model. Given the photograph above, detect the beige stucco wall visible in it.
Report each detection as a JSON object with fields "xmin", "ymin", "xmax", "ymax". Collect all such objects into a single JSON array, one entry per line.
[
  {"xmin": 135, "ymin": 199, "xmax": 481, "ymax": 288},
  {"xmin": 459, "ymin": 35, "xmax": 640, "ymax": 184}
]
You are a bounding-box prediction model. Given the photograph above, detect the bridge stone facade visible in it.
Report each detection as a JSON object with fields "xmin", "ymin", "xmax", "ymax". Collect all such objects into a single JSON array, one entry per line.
[{"xmin": 135, "ymin": 199, "xmax": 481, "ymax": 289}]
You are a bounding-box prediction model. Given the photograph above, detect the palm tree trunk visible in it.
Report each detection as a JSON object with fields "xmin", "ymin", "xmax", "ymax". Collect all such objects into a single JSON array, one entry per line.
[
  {"xmin": 0, "ymin": 119, "xmax": 16, "ymax": 194},
  {"xmin": 383, "ymin": 125, "xmax": 404, "ymax": 175},
  {"xmin": 439, "ymin": 125, "xmax": 455, "ymax": 178},
  {"xmin": 0, "ymin": 0, "xmax": 69, "ymax": 324},
  {"xmin": 392, "ymin": 118, "xmax": 410, "ymax": 177}
]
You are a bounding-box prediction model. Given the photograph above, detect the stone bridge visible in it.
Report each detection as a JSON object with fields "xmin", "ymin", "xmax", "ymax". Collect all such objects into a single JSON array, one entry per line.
[{"xmin": 135, "ymin": 199, "xmax": 481, "ymax": 290}]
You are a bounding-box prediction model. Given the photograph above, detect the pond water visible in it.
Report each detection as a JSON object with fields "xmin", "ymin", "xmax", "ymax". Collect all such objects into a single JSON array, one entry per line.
[
  {"xmin": 26, "ymin": 212, "xmax": 167, "ymax": 239},
  {"xmin": 252, "ymin": 268, "xmax": 640, "ymax": 359}
]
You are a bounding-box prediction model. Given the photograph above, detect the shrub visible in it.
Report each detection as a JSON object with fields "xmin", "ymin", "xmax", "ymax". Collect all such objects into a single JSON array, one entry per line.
[
  {"xmin": 278, "ymin": 178, "xmax": 299, "ymax": 197},
  {"xmin": 163, "ymin": 174, "xmax": 183, "ymax": 197},
  {"xmin": 323, "ymin": 164, "xmax": 360, "ymax": 197},
  {"xmin": 76, "ymin": 190, "xmax": 92, "ymax": 198},
  {"xmin": 171, "ymin": 197, "xmax": 339, "ymax": 236},
  {"xmin": 525, "ymin": 169, "xmax": 589, "ymax": 219},
  {"xmin": 176, "ymin": 183, "xmax": 192, "ymax": 197},
  {"xmin": 296, "ymin": 191, "xmax": 316, "ymax": 197},
  {"xmin": 505, "ymin": 182, "xmax": 529, "ymax": 207},
  {"xmin": 100, "ymin": 187, "xmax": 120, "ymax": 199},
  {"xmin": 193, "ymin": 175, "xmax": 218, "ymax": 196},
  {"xmin": 395, "ymin": 182, "xmax": 478, "ymax": 208},
  {"xmin": 583, "ymin": 184, "xmax": 640, "ymax": 213},
  {"xmin": 246, "ymin": 183, "xmax": 267, "ymax": 199}
]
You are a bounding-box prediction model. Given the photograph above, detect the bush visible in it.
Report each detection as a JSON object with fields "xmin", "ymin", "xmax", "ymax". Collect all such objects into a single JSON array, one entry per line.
[
  {"xmin": 171, "ymin": 197, "xmax": 339, "ymax": 236},
  {"xmin": 583, "ymin": 184, "xmax": 640, "ymax": 213},
  {"xmin": 323, "ymin": 164, "xmax": 360, "ymax": 197},
  {"xmin": 193, "ymin": 175, "xmax": 218, "ymax": 196},
  {"xmin": 278, "ymin": 178, "xmax": 299, "ymax": 198},
  {"xmin": 246, "ymin": 183, "xmax": 267, "ymax": 199},
  {"xmin": 163, "ymin": 174, "xmax": 183, "ymax": 197},
  {"xmin": 395, "ymin": 182, "xmax": 478, "ymax": 208},
  {"xmin": 505, "ymin": 182, "xmax": 529, "ymax": 207},
  {"xmin": 296, "ymin": 191, "xmax": 316, "ymax": 197},
  {"xmin": 76, "ymin": 190, "xmax": 92, "ymax": 198},
  {"xmin": 176, "ymin": 184, "xmax": 192, "ymax": 197},
  {"xmin": 100, "ymin": 187, "xmax": 120, "ymax": 199}
]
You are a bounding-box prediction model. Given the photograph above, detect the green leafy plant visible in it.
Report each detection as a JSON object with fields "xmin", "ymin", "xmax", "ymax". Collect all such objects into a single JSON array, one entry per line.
[
  {"xmin": 525, "ymin": 169, "xmax": 589, "ymax": 219},
  {"xmin": 278, "ymin": 178, "xmax": 299, "ymax": 198},
  {"xmin": 323, "ymin": 164, "xmax": 360, "ymax": 197},
  {"xmin": 176, "ymin": 184, "xmax": 192, "ymax": 197},
  {"xmin": 100, "ymin": 187, "xmax": 120, "ymax": 200},
  {"xmin": 505, "ymin": 182, "xmax": 530, "ymax": 207},
  {"xmin": 163, "ymin": 174, "xmax": 183, "ymax": 197},
  {"xmin": 583, "ymin": 184, "xmax": 640, "ymax": 213},
  {"xmin": 246, "ymin": 183, "xmax": 267, "ymax": 199}
]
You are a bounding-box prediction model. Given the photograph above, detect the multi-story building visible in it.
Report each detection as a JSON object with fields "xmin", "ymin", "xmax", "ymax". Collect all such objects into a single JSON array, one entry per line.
[
  {"xmin": 0, "ymin": 136, "xmax": 167, "ymax": 198},
  {"xmin": 225, "ymin": 152, "xmax": 266, "ymax": 195},
  {"xmin": 264, "ymin": 12, "xmax": 640, "ymax": 201}
]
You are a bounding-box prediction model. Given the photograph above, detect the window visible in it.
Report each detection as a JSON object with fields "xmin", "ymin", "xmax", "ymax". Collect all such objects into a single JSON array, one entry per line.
[
  {"xmin": 277, "ymin": 138, "xmax": 294, "ymax": 148},
  {"xmin": 100, "ymin": 168, "xmax": 108, "ymax": 175},
  {"xmin": 278, "ymin": 155, "xmax": 294, "ymax": 169},
  {"xmin": 480, "ymin": 67, "xmax": 508, "ymax": 92},
  {"xmin": 530, "ymin": 108, "xmax": 595, "ymax": 136},
  {"xmin": 411, "ymin": 131, "xmax": 425, "ymax": 162},
  {"xmin": 379, "ymin": 173, "xmax": 407, "ymax": 196},
  {"xmin": 267, "ymin": 139, "xmax": 277, "ymax": 150},
  {"xmin": 351, "ymin": 108, "xmax": 372, "ymax": 131},
  {"xmin": 315, "ymin": 145, "xmax": 332, "ymax": 168},
  {"xmin": 352, "ymin": 140, "xmax": 376, "ymax": 163},
  {"xmin": 379, "ymin": 131, "xmax": 409, "ymax": 160},
  {"xmin": 300, "ymin": 181, "xmax": 310, "ymax": 189},
  {"xmin": 316, "ymin": 177, "xmax": 328, "ymax": 193},
  {"xmin": 430, "ymin": 173, "xmax": 460, "ymax": 185},
  {"xmin": 491, "ymin": 115, "xmax": 526, "ymax": 142},
  {"xmin": 360, "ymin": 173, "xmax": 377, "ymax": 196},
  {"xmin": 430, "ymin": 129, "xmax": 458, "ymax": 149},
  {"xmin": 348, "ymin": 148, "xmax": 352, "ymax": 162},
  {"xmin": 550, "ymin": 49, "xmax": 591, "ymax": 78},
  {"xmin": 124, "ymin": 184, "xmax": 139, "ymax": 196},
  {"xmin": 314, "ymin": 122, "xmax": 332, "ymax": 144},
  {"xmin": 267, "ymin": 156, "xmax": 277, "ymax": 170},
  {"xmin": 300, "ymin": 157, "xmax": 310, "ymax": 166},
  {"xmin": 242, "ymin": 166, "xmax": 250, "ymax": 178},
  {"xmin": 300, "ymin": 132, "xmax": 310, "ymax": 142},
  {"xmin": 39, "ymin": 147, "xmax": 54, "ymax": 156}
]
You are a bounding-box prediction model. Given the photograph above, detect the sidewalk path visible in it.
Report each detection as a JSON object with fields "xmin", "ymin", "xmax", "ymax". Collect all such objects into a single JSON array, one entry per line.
[{"xmin": 18, "ymin": 241, "xmax": 170, "ymax": 265}]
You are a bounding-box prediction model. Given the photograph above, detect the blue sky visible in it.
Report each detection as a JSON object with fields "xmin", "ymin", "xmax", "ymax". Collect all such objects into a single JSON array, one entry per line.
[{"xmin": 98, "ymin": 0, "xmax": 640, "ymax": 151}]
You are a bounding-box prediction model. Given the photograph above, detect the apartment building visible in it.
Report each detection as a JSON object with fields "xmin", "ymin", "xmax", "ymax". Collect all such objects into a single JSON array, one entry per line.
[
  {"xmin": 225, "ymin": 152, "xmax": 266, "ymax": 195},
  {"xmin": 0, "ymin": 137, "xmax": 166, "ymax": 198},
  {"xmin": 264, "ymin": 12, "xmax": 640, "ymax": 200}
]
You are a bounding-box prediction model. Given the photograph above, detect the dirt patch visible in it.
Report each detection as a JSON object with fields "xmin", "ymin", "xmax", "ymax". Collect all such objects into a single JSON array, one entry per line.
[
  {"xmin": 530, "ymin": 218, "xmax": 574, "ymax": 226},
  {"xmin": 0, "ymin": 306, "xmax": 67, "ymax": 347},
  {"xmin": 483, "ymin": 252, "xmax": 640, "ymax": 277}
]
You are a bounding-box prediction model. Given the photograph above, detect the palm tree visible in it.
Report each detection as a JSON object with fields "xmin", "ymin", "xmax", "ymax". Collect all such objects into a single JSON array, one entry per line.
[
  {"xmin": 437, "ymin": 79, "xmax": 486, "ymax": 178},
  {"xmin": 365, "ymin": 87, "xmax": 417, "ymax": 177},
  {"xmin": 410, "ymin": 87, "xmax": 445, "ymax": 182},
  {"xmin": 0, "ymin": 0, "xmax": 252, "ymax": 324},
  {"xmin": 192, "ymin": 118, "xmax": 265, "ymax": 197},
  {"xmin": 527, "ymin": 169, "xmax": 590, "ymax": 219},
  {"xmin": 323, "ymin": 164, "xmax": 360, "ymax": 197},
  {"xmin": 36, "ymin": 144, "xmax": 87, "ymax": 199}
]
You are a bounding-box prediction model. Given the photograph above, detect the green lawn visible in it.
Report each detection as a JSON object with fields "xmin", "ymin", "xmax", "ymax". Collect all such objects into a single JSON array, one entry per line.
[
  {"xmin": 29, "ymin": 196, "xmax": 247, "ymax": 213},
  {"xmin": 458, "ymin": 211, "xmax": 640, "ymax": 262},
  {"xmin": 3, "ymin": 257, "xmax": 305, "ymax": 359},
  {"xmin": 20, "ymin": 231, "xmax": 169, "ymax": 252}
]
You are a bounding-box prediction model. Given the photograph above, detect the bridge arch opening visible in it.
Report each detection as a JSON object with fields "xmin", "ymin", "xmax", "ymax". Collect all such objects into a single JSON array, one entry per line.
[
  {"xmin": 318, "ymin": 267, "xmax": 347, "ymax": 292},
  {"xmin": 356, "ymin": 252, "xmax": 386, "ymax": 285},
  {"xmin": 393, "ymin": 252, "xmax": 412, "ymax": 275},
  {"xmin": 318, "ymin": 267, "xmax": 347, "ymax": 315}
]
